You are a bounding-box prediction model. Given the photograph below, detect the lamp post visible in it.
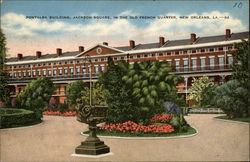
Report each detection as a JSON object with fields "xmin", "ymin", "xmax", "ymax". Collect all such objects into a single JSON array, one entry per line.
[{"xmin": 75, "ymin": 55, "xmax": 110, "ymax": 155}]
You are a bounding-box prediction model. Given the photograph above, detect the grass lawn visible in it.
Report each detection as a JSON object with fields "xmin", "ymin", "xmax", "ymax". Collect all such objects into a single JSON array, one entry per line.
[
  {"xmin": 83, "ymin": 126, "xmax": 197, "ymax": 137},
  {"xmin": 215, "ymin": 115, "xmax": 250, "ymax": 123}
]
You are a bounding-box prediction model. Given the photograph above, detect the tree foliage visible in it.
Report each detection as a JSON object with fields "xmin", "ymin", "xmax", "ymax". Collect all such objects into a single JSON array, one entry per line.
[
  {"xmin": 231, "ymin": 40, "xmax": 249, "ymax": 87},
  {"xmin": 213, "ymin": 80, "xmax": 249, "ymax": 118},
  {"xmin": 122, "ymin": 61, "xmax": 182, "ymax": 121},
  {"xmin": 80, "ymin": 82, "xmax": 107, "ymax": 106},
  {"xmin": 99, "ymin": 57, "xmax": 139, "ymax": 123},
  {"xmin": 0, "ymin": 28, "xmax": 10, "ymax": 106},
  {"xmin": 65, "ymin": 80, "xmax": 87, "ymax": 108},
  {"xmin": 187, "ymin": 76, "xmax": 214, "ymax": 106},
  {"xmin": 17, "ymin": 77, "xmax": 55, "ymax": 119}
]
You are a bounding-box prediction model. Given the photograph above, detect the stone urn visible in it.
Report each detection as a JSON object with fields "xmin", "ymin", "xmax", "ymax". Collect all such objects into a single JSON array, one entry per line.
[{"xmin": 75, "ymin": 101, "xmax": 110, "ymax": 155}]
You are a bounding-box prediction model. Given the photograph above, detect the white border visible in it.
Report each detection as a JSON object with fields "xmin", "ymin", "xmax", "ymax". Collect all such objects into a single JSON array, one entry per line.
[{"xmin": 71, "ymin": 152, "xmax": 114, "ymax": 158}]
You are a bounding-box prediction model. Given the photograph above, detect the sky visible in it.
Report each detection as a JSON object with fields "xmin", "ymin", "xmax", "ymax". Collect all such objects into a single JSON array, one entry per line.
[{"xmin": 0, "ymin": 0, "xmax": 249, "ymax": 57}]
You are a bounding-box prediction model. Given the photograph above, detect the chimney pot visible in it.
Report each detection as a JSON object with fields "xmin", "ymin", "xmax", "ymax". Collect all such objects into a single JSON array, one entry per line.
[
  {"xmin": 130, "ymin": 40, "xmax": 135, "ymax": 49},
  {"xmin": 159, "ymin": 37, "xmax": 165, "ymax": 47},
  {"xmin": 17, "ymin": 53, "xmax": 23, "ymax": 60},
  {"xmin": 56, "ymin": 48, "xmax": 62, "ymax": 56},
  {"xmin": 103, "ymin": 42, "xmax": 108, "ymax": 46},
  {"xmin": 191, "ymin": 33, "xmax": 196, "ymax": 43},
  {"xmin": 226, "ymin": 29, "xmax": 231, "ymax": 40},
  {"xmin": 36, "ymin": 51, "xmax": 42, "ymax": 58},
  {"xmin": 79, "ymin": 46, "xmax": 84, "ymax": 52}
]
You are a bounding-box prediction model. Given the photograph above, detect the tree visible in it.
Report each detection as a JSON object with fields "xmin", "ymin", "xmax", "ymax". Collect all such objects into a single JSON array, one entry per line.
[
  {"xmin": 0, "ymin": 28, "xmax": 10, "ymax": 106},
  {"xmin": 80, "ymin": 82, "xmax": 107, "ymax": 106},
  {"xmin": 65, "ymin": 80, "xmax": 87, "ymax": 108},
  {"xmin": 213, "ymin": 80, "xmax": 248, "ymax": 118},
  {"xmin": 122, "ymin": 60, "xmax": 182, "ymax": 123},
  {"xmin": 231, "ymin": 40, "xmax": 249, "ymax": 87},
  {"xmin": 17, "ymin": 77, "xmax": 55, "ymax": 120},
  {"xmin": 99, "ymin": 57, "xmax": 139, "ymax": 123},
  {"xmin": 187, "ymin": 76, "xmax": 214, "ymax": 107}
]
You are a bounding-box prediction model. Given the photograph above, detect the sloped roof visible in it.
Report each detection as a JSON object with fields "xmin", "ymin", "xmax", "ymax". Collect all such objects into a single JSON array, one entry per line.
[{"xmin": 7, "ymin": 31, "xmax": 249, "ymax": 63}]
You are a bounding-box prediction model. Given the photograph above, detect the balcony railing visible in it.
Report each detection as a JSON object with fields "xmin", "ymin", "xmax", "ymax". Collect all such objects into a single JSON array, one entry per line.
[{"xmin": 7, "ymin": 64, "xmax": 232, "ymax": 83}]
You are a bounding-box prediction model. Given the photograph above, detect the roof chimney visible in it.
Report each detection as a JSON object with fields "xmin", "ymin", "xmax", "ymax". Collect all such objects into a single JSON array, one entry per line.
[
  {"xmin": 79, "ymin": 46, "xmax": 84, "ymax": 52},
  {"xmin": 103, "ymin": 42, "xmax": 108, "ymax": 46},
  {"xmin": 36, "ymin": 51, "xmax": 42, "ymax": 58},
  {"xmin": 17, "ymin": 53, "xmax": 23, "ymax": 60},
  {"xmin": 226, "ymin": 29, "xmax": 231, "ymax": 40},
  {"xmin": 130, "ymin": 40, "xmax": 135, "ymax": 49},
  {"xmin": 190, "ymin": 33, "xmax": 196, "ymax": 43},
  {"xmin": 159, "ymin": 37, "xmax": 165, "ymax": 47},
  {"xmin": 56, "ymin": 48, "xmax": 62, "ymax": 56}
]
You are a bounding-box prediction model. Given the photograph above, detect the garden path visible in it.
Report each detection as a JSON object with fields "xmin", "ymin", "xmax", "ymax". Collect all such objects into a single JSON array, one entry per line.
[{"xmin": 0, "ymin": 114, "xmax": 249, "ymax": 161}]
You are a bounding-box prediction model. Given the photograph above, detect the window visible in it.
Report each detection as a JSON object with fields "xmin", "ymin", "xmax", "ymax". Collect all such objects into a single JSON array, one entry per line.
[
  {"xmin": 59, "ymin": 69, "xmax": 62, "ymax": 75},
  {"xmin": 192, "ymin": 59, "xmax": 197, "ymax": 71},
  {"xmin": 209, "ymin": 48, "xmax": 214, "ymax": 52},
  {"xmin": 18, "ymin": 72, "xmax": 21, "ymax": 77},
  {"xmin": 76, "ymin": 67, "xmax": 80, "ymax": 73},
  {"xmin": 82, "ymin": 67, "xmax": 86, "ymax": 74},
  {"xmin": 219, "ymin": 57, "xmax": 224, "ymax": 69},
  {"xmin": 33, "ymin": 70, "xmax": 36, "ymax": 76},
  {"xmin": 95, "ymin": 59, "xmax": 98, "ymax": 62},
  {"xmin": 120, "ymin": 56, "xmax": 124, "ymax": 60},
  {"xmin": 48, "ymin": 70, "xmax": 51, "ymax": 76},
  {"xmin": 167, "ymin": 52, "xmax": 171, "ymax": 55},
  {"xmin": 130, "ymin": 55, "xmax": 134, "ymax": 59},
  {"xmin": 38, "ymin": 70, "xmax": 41, "ymax": 76},
  {"xmin": 175, "ymin": 60, "xmax": 180, "ymax": 72},
  {"xmin": 28, "ymin": 71, "xmax": 31, "ymax": 77},
  {"xmin": 137, "ymin": 55, "xmax": 141, "ymax": 58},
  {"xmin": 192, "ymin": 50, "xmax": 196, "ymax": 54},
  {"xmin": 101, "ymin": 58, "xmax": 104, "ymax": 61},
  {"xmin": 114, "ymin": 57, "xmax": 117, "ymax": 60},
  {"xmin": 101, "ymin": 65, "xmax": 105, "ymax": 72},
  {"xmin": 159, "ymin": 53, "xmax": 163, "ymax": 56},
  {"xmin": 64, "ymin": 68, "xmax": 68, "ymax": 75},
  {"xmin": 65, "ymin": 61, "xmax": 68, "ymax": 64},
  {"xmin": 167, "ymin": 60, "xmax": 172, "ymax": 66},
  {"xmin": 14, "ymin": 72, "xmax": 16, "ymax": 78},
  {"xmin": 70, "ymin": 68, "xmax": 74, "ymax": 74},
  {"xmin": 144, "ymin": 54, "xmax": 148, "ymax": 58},
  {"xmin": 183, "ymin": 51, "xmax": 188, "ymax": 54},
  {"xmin": 43, "ymin": 70, "xmax": 46, "ymax": 76},
  {"xmin": 183, "ymin": 59, "xmax": 189, "ymax": 71},
  {"xmin": 209, "ymin": 57, "xmax": 215, "ymax": 70},
  {"xmin": 94, "ymin": 65, "xmax": 99, "ymax": 73},
  {"xmin": 23, "ymin": 71, "xmax": 26, "ymax": 77},
  {"xmin": 228, "ymin": 56, "xmax": 233, "ymax": 65},
  {"xmin": 77, "ymin": 60, "xmax": 80, "ymax": 64},
  {"xmin": 201, "ymin": 58, "xmax": 206, "ymax": 70},
  {"xmin": 201, "ymin": 49, "xmax": 206, "ymax": 53},
  {"xmin": 218, "ymin": 47, "xmax": 223, "ymax": 51},
  {"xmin": 175, "ymin": 51, "xmax": 179, "ymax": 55},
  {"xmin": 151, "ymin": 53, "xmax": 155, "ymax": 57},
  {"xmin": 53, "ymin": 69, "xmax": 57, "ymax": 75}
]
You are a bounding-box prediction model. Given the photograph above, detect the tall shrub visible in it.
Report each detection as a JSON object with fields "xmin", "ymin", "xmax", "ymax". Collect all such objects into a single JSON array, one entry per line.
[
  {"xmin": 122, "ymin": 60, "xmax": 182, "ymax": 123},
  {"xmin": 0, "ymin": 28, "xmax": 10, "ymax": 106},
  {"xmin": 213, "ymin": 80, "xmax": 248, "ymax": 118},
  {"xmin": 17, "ymin": 77, "xmax": 55, "ymax": 120},
  {"xmin": 65, "ymin": 80, "xmax": 87, "ymax": 109},
  {"xmin": 99, "ymin": 57, "xmax": 139, "ymax": 123}
]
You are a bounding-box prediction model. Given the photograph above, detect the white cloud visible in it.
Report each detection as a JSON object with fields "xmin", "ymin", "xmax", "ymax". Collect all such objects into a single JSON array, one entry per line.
[{"xmin": 1, "ymin": 10, "xmax": 248, "ymax": 56}]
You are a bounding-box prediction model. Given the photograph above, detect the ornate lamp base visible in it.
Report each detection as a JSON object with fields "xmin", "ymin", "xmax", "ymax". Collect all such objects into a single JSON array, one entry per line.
[{"xmin": 75, "ymin": 140, "xmax": 110, "ymax": 155}]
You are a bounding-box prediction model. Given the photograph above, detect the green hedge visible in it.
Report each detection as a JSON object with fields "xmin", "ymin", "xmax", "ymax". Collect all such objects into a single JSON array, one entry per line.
[{"xmin": 0, "ymin": 108, "xmax": 41, "ymax": 129}]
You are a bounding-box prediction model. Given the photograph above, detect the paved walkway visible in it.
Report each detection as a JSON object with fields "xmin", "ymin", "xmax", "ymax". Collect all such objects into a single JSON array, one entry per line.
[{"xmin": 0, "ymin": 114, "xmax": 249, "ymax": 161}]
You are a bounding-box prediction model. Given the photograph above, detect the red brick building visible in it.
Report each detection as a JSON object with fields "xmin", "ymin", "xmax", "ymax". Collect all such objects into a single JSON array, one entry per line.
[{"xmin": 5, "ymin": 29, "xmax": 249, "ymax": 106}]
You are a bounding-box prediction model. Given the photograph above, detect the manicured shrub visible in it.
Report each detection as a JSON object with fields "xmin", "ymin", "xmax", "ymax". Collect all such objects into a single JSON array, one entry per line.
[
  {"xmin": 213, "ymin": 80, "xmax": 249, "ymax": 118},
  {"xmin": 0, "ymin": 108, "xmax": 40, "ymax": 129}
]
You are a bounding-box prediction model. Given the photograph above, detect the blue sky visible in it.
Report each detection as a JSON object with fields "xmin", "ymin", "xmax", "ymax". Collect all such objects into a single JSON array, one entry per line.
[{"xmin": 1, "ymin": 0, "xmax": 249, "ymax": 57}]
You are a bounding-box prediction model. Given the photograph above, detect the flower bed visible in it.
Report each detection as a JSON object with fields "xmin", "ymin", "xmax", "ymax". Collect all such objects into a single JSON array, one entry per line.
[
  {"xmin": 43, "ymin": 110, "xmax": 78, "ymax": 116},
  {"xmin": 99, "ymin": 121, "xmax": 174, "ymax": 134},
  {"xmin": 151, "ymin": 114, "xmax": 172, "ymax": 123}
]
